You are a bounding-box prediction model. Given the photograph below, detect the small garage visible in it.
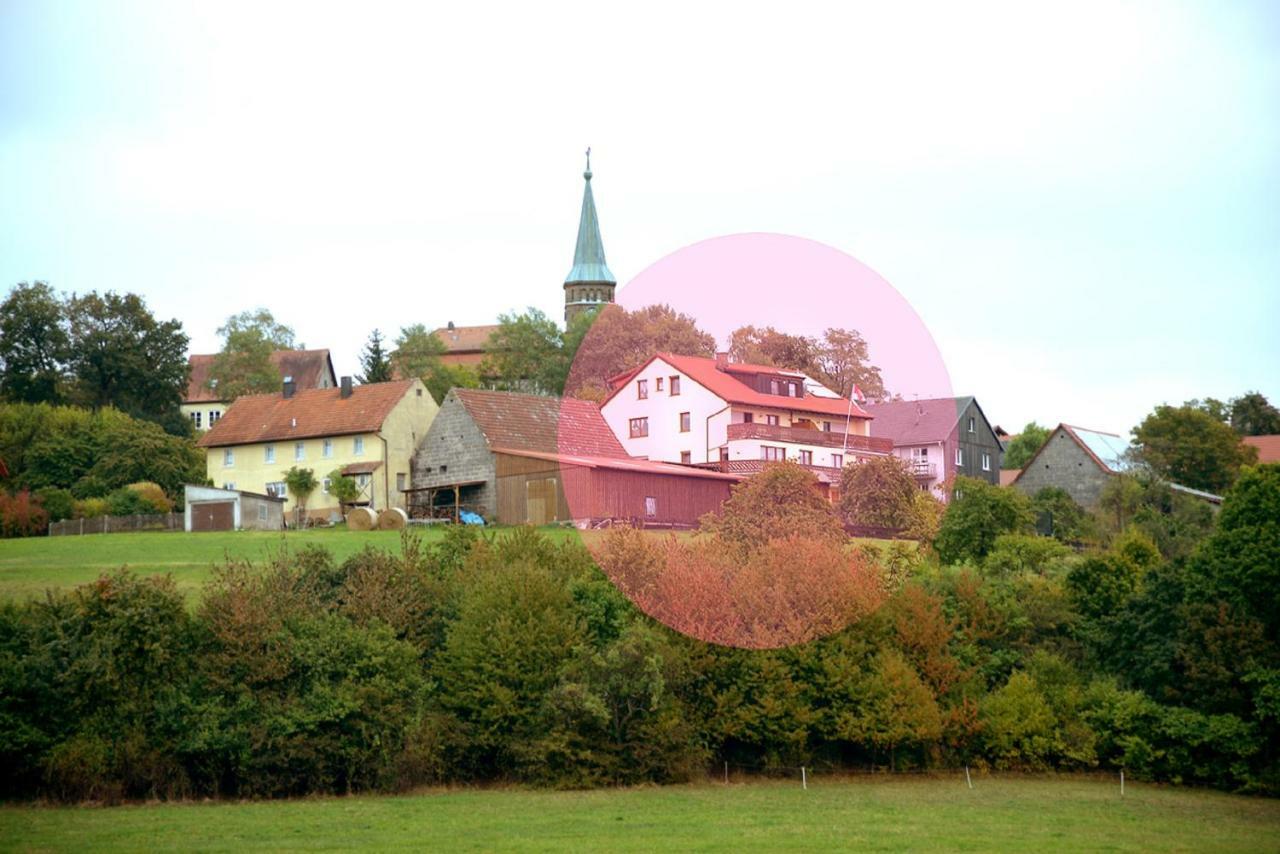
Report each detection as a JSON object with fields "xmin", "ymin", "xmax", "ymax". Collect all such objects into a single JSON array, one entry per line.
[{"xmin": 184, "ymin": 485, "xmax": 286, "ymax": 532}]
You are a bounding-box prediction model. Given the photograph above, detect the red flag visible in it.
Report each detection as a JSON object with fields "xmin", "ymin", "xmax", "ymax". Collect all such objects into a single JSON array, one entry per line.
[{"xmin": 851, "ymin": 384, "xmax": 867, "ymax": 404}]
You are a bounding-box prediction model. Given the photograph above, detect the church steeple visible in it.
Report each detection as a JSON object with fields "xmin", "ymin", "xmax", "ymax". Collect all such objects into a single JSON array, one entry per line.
[{"xmin": 564, "ymin": 147, "xmax": 616, "ymax": 324}]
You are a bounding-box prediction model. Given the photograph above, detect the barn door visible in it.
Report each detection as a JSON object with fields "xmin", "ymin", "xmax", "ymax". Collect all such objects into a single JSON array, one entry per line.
[{"xmin": 525, "ymin": 477, "xmax": 558, "ymax": 525}]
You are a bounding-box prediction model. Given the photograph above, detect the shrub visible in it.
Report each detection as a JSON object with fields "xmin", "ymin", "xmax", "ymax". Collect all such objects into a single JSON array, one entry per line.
[
  {"xmin": 839, "ymin": 455, "xmax": 919, "ymax": 530},
  {"xmin": 73, "ymin": 497, "xmax": 109, "ymax": 518},
  {"xmin": 982, "ymin": 533, "xmax": 1072, "ymax": 577},
  {"xmin": 934, "ymin": 476, "xmax": 1035, "ymax": 564},
  {"xmin": 0, "ymin": 490, "xmax": 48, "ymax": 537},
  {"xmin": 106, "ymin": 486, "xmax": 158, "ymax": 516},
  {"xmin": 125, "ymin": 481, "xmax": 172, "ymax": 513},
  {"xmin": 34, "ymin": 487, "xmax": 75, "ymax": 523}
]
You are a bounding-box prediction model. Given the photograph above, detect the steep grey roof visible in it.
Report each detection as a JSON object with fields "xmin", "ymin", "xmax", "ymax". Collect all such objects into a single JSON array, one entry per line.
[
  {"xmin": 564, "ymin": 162, "xmax": 615, "ymax": 285},
  {"xmin": 862, "ymin": 396, "xmax": 975, "ymax": 445}
]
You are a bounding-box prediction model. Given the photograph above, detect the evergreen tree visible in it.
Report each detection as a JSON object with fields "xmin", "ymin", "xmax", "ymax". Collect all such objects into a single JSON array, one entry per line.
[{"xmin": 358, "ymin": 330, "xmax": 393, "ymax": 384}]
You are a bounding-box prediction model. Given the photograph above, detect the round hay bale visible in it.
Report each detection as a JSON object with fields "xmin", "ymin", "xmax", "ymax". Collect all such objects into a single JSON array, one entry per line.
[
  {"xmin": 346, "ymin": 506, "xmax": 377, "ymax": 531},
  {"xmin": 377, "ymin": 507, "xmax": 407, "ymax": 530}
]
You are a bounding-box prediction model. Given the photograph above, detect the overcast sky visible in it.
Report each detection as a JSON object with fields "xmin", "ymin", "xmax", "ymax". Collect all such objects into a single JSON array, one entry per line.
[{"xmin": 2, "ymin": 1, "xmax": 1277, "ymax": 434}]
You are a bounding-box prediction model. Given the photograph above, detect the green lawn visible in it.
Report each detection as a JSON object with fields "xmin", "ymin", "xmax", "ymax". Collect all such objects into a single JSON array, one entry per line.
[
  {"xmin": 2, "ymin": 776, "xmax": 1277, "ymax": 852},
  {"xmin": 0, "ymin": 526, "xmax": 582, "ymax": 602}
]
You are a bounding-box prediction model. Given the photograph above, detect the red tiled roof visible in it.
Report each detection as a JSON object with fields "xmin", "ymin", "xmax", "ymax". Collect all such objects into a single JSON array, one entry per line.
[
  {"xmin": 604, "ymin": 353, "xmax": 872, "ymax": 420},
  {"xmin": 860, "ymin": 397, "xmax": 974, "ymax": 445},
  {"xmin": 433, "ymin": 324, "xmax": 500, "ymax": 354},
  {"xmin": 999, "ymin": 469, "xmax": 1021, "ymax": 487},
  {"xmin": 1244, "ymin": 435, "xmax": 1280, "ymax": 464},
  {"xmin": 197, "ymin": 380, "xmax": 417, "ymax": 448},
  {"xmin": 453, "ymin": 388, "xmax": 629, "ymax": 458},
  {"xmin": 185, "ymin": 349, "xmax": 336, "ymax": 403},
  {"xmin": 489, "ymin": 447, "xmax": 743, "ymax": 481}
]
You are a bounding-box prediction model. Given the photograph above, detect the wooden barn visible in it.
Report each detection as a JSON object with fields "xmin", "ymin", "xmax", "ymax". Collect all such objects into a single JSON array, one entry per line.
[{"xmin": 409, "ymin": 389, "xmax": 740, "ymax": 527}]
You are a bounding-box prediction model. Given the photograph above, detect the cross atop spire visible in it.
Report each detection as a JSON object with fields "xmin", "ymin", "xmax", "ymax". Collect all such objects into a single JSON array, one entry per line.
[
  {"xmin": 565, "ymin": 153, "xmax": 615, "ymax": 288},
  {"xmin": 564, "ymin": 149, "xmax": 616, "ymax": 323}
]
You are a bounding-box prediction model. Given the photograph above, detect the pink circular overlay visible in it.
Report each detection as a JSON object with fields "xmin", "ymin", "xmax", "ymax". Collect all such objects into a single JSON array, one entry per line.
[{"xmin": 559, "ymin": 233, "xmax": 953, "ymax": 649}]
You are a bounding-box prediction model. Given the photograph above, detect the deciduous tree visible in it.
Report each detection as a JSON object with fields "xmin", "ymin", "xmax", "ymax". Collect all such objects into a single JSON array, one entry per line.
[
  {"xmin": 0, "ymin": 281, "xmax": 68, "ymax": 404},
  {"xmin": 209, "ymin": 309, "xmax": 298, "ymax": 402},
  {"xmin": 1002, "ymin": 422, "xmax": 1051, "ymax": 470},
  {"xmin": 1132, "ymin": 404, "xmax": 1257, "ymax": 494}
]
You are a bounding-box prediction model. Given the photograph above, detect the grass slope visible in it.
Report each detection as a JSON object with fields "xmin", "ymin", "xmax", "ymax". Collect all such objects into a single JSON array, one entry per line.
[
  {"xmin": 2, "ymin": 777, "xmax": 1278, "ymax": 852},
  {"xmin": 0, "ymin": 527, "xmax": 581, "ymax": 602}
]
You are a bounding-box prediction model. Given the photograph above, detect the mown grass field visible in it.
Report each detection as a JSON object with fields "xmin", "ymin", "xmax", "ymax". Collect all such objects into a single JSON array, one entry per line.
[
  {"xmin": 0, "ymin": 527, "xmax": 908, "ymax": 603},
  {"xmin": 2, "ymin": 776, "xmax": 1277, "ymax": 852},
  {"xmin": 0, "ymin": 526, "xmax": 583, "ymax": 602}
]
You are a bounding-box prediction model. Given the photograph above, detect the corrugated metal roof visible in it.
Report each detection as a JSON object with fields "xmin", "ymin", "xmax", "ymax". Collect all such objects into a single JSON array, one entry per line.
[{"xmin": 564, "ymin": 163, "xmax": 615, "ymax": 285}]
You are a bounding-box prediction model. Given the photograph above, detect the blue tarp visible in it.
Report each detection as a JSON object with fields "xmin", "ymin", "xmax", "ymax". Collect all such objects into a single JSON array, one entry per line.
[{"xmin": 459, "ymin": 510, "xmax": 485, "ymax": 525}]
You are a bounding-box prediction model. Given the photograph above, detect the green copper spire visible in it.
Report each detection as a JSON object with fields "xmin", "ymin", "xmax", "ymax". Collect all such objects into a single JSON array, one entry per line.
[{"xmin": 564, "ymin": 147, "xmax": 616, "ymax": 286}]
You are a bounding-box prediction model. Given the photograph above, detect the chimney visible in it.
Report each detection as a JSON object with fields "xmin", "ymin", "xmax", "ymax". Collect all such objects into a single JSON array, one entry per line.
[
  {"xmin": 340, "ymin": 376, "xmax": 353, "ymax": 399},
  {"xmin": 282, "ymin": 375, "xmax": 296, "ymax": 399},
  {"xmin": 447, "ymin": 320, "xmax": 455, "ymax": 330},
  {"xmin": 715, "ymin": 351, "xmax": 729, "ymax": 371}
]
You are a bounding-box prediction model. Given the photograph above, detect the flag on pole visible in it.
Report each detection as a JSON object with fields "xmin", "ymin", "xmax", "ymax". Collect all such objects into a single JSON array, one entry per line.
[{"xmin": 851, "ymin": 384, "xmax": 867, "ymax": 404}]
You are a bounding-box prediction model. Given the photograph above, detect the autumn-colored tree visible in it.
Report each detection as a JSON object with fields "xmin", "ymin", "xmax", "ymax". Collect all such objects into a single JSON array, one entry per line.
[
  {"xmin": 564, "ymin": 304, "xmax": 714, "ymax": 398},
  {"xmin": 699, "ymin": 461, "xmax": 845, "ymax": 554}
]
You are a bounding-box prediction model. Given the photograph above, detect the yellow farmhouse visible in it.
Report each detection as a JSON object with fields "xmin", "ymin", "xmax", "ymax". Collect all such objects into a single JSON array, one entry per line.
[{"xmin": 196, "ymin": 377, "xmax": 438, "ymax": 522}]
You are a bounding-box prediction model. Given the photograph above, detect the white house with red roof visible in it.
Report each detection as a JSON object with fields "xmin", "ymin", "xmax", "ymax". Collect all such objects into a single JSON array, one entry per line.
[{"xmin": 599, "ymin": 352, "xmax": 894, "ymax": 486}]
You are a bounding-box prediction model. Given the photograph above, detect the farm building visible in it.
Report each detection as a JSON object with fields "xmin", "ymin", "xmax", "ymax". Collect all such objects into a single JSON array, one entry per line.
[
  {"xmin": 183, "ymin": 485, "xmax": 285, "ymax": 531},
  {"xmin": 1010, "ymin": 423, "xmax": 1222, "ymax": 508},
  {"xmin": 409, "ymin": 388, "xmax": 740, "ymax": 526}
]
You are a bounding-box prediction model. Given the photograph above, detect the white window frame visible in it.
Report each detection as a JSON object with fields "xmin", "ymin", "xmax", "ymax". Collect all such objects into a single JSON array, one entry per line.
[
  {"xmin": 323, "ymin": 438, "xmax": 333, "ymax": 458},
  {"xmin": 294, "ymin": 442, "xmax": 305, "ymax": 461},
  {"xmin": 644, "ymin": 496, "xmax": 657, "ymax": 517},
  {"xmin": 982, "ymin": 452, "xmax": 992, "ymax": 472},
  {"xmin": 353, "ymin": 436, "xmax": 365, "ymax": 456},
  {"xmin": 321, "ymin": 477, "xmax": 331, "ymax": 494},
  {"xmin": 223, "ymin": 449, "xmax": 234, "ymax": 467},
  {"xmin": 968, "ymin": 416, "xmax": 976, "ymax": 433},
  {"xmin": 264, "ymin": 444, "xmax": 275, "ymax": 464},
  {"xmin": 955, "ymin": 448, "xmax": 964, "ymax": 466}
]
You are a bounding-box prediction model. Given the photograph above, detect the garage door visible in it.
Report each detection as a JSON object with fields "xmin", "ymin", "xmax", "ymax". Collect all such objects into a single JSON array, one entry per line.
[{"xmin": 191, "ymin": 501, "xmax": 234, "ymax": 531}]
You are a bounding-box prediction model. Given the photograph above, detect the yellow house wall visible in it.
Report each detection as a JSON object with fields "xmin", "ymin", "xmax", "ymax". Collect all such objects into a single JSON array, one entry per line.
[
  {"xmin": 181, "ymin": 401, "xmax": 228, "ymax": 433},
  {"xmin": 203, "ymin": 380, "xmax": 438, "ymax": 520}
]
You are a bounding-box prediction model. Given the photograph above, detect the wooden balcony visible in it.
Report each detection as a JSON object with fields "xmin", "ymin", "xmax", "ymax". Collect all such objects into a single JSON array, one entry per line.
[{"xmin": 726, "ymin": 422, "xmax": 894, "ymax": 454}]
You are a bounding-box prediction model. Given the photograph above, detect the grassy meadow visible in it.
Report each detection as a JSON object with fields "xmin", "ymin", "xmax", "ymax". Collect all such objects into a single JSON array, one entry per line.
[
  {"xmin": 0, "ymin": 526, "xmax": 910, "ymax": 602},
  {"xmin": 2, "ymin": 776, "xmax": 1278, "ymax": 852},
  {"xmin": 0, "ymin": 526, "xmax": 581, "ymax": 602}
]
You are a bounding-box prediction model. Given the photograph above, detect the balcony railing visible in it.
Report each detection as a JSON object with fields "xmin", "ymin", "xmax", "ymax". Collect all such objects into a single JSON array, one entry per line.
[
  {"xmin": 694, "ymin": 458, "xmax": 845, "ymax": 483},
  {"xmin": 909, "ymin": 461, "xmax": 937, "ymax": 480},
  {"xmin": 726, "ymin": 422, "xmax": 894, "ymax": 454}
]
